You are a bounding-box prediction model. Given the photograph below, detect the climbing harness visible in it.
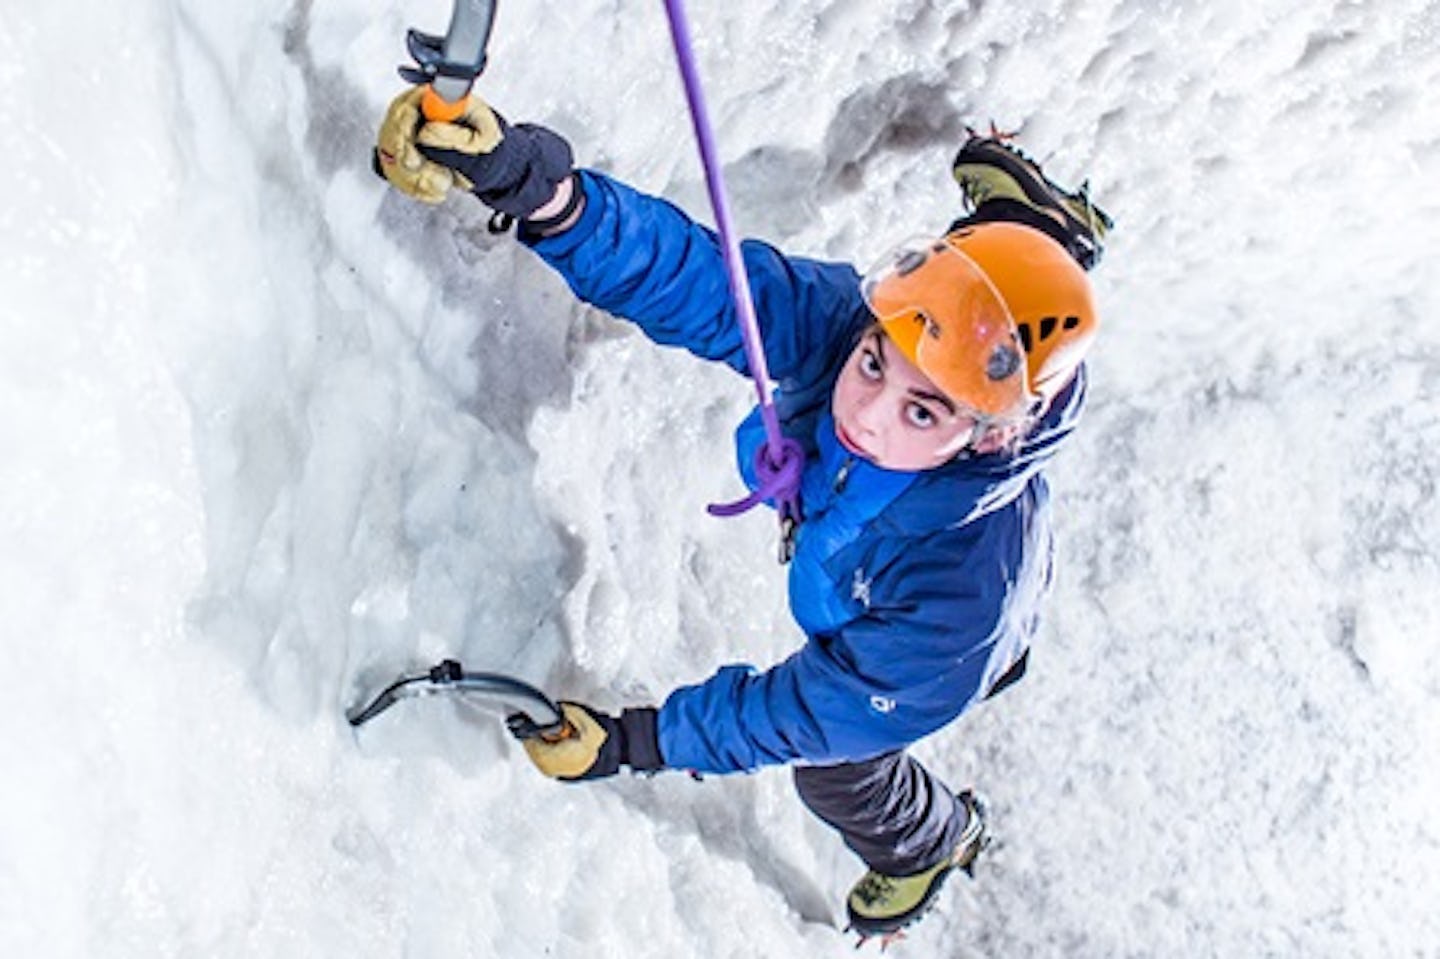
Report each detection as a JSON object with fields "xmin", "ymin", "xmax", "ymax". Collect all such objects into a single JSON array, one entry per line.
[{"xmin": 662, "ymin": 0, "xmax": 805, "ymax": 563}]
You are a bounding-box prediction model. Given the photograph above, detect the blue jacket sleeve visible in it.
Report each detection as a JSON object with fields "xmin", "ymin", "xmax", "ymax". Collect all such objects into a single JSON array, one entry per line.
[
  {"xmin": 656, "ymin": 526, "xmax": 1017, "ymax": 774},
  {"xmin": 524, "ymin": 170, "xmax": 863, "ymax": 382}
]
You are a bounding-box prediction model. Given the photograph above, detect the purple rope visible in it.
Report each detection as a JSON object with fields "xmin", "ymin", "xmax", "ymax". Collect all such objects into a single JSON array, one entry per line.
[{"xmin": 661, "ymin": 0, "xmax": 804, "ymax": 529}]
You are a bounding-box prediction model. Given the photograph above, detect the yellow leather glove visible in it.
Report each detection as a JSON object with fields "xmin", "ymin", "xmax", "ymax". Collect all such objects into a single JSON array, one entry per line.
[
  {"xmin": 376, "ymin": 87, "xmax": 576, "ymax": 220},
  {"xmin": 522, "ymin": 703, "xmax": 612, "ymax": 780},
  {"xmin": 374, "ymin": 86, "xmax": 500, "ymax": 204},
  {"xmin": 517, "ymin": 702, "xmax": 663, "ymax": 782}
]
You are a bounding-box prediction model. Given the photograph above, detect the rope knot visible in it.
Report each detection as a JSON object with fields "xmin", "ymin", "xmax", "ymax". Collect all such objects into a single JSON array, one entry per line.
[
  {"xmin": 707, "ymin": 437, "xmax": 804, "ymax": 563},
  {"xmin": 707, "ymin": 437, "xmax": 805, "ymax": 519}
]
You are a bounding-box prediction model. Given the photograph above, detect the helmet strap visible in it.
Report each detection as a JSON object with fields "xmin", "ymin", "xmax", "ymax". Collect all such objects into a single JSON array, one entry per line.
[{"xmin": 959, "ymin": 416, "xmax": 1029, "ymax": 459}]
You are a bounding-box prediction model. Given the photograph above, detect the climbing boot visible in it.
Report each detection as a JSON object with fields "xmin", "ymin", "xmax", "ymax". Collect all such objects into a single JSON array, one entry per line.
[
  {"xmin": 951, "ymin": 131, "xmax": 1113, "ymax": 270},
  {"xmin": 846, "ymin": 790, "xmax": 989, "ymax": 943}
]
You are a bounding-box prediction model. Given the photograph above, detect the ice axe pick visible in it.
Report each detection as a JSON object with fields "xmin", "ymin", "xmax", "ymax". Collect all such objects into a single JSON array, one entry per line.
[{"xmin": 347, "ymin": 659, "xmax": 576, "ymax": 744}]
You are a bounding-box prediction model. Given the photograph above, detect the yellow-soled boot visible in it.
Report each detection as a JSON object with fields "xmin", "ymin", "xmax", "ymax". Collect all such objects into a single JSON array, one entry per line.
[
  {"xmin": 845, "ymin": 790, "xmax": 988, "ymax": 939},
  {"xmin": 951, "ymin": 133, "xmax": 1112, "ymax": 270}
]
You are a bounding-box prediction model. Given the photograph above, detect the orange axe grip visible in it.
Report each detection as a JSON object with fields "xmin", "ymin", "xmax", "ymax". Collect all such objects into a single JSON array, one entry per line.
[
  {"xmin": 538, "ymin": 720, "xmax": 579, "ymax": 744},
  {"xmin": 420, "ymin": 85, "xmax": 469, "ymax": 122}
]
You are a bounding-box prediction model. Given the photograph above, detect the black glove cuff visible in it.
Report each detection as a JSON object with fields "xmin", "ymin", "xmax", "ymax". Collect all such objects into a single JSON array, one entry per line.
[
  {"xmin": 617, "ymin": 707, "xmax": 665, "ymax": 772},
  {"xmin": 518, "ymin": 172, "xmax": 585, "ymax": 240}
]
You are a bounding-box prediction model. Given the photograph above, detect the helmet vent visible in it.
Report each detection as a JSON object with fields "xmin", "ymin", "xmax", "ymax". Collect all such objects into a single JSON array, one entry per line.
[
  {"xmin": 896, "ymin": 250, "xmax": 927, "ymax": 276},
  {"xmin": 1063, "ymin": 314, "xmax": 1081, "ymax": 330},
  {"xmin": 1017, "ymin": 323, "xmax": 1033, "ymax": 353},
  {"xmin": 1039, "ymin": 316, "xmax": 1058, "ymax": 340}
]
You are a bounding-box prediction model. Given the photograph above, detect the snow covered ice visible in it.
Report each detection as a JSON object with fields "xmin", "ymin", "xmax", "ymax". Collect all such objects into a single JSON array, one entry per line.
[{"xmin": 3, "ymin": 0, "xmax": 1439, "ymax": 955}]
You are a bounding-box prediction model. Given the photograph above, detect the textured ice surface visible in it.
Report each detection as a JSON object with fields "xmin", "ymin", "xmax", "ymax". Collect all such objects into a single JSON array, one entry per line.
[{"xmin": 3, "ymin": 0, "xmax": 1439, "ymax": 955}]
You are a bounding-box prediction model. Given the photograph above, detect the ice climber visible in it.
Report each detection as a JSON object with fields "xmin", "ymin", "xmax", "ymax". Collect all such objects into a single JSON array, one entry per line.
[{"xmin": 375, "ymin": 85, "xmax": 1109, "ymax": 940}]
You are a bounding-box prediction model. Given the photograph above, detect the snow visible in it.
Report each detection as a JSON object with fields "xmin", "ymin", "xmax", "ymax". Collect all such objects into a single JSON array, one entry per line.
[{"xmin": 3, "ymin": 0, "xmax": 1439, "ymax": 955}]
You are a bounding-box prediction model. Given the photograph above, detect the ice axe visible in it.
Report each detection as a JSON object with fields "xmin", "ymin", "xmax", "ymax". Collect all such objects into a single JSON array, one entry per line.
[
  {"xmin": 397, "ymin": 0, "xmax": 499, "ymax": 121},
  {"xmin": 346, "ymin": 658, "xmax": 576, "ymax": 742}
]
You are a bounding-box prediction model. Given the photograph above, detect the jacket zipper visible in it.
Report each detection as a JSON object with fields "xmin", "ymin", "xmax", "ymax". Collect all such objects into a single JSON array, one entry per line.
[{"xmin": 834, "ymin": 456, "xmax": 855, "ymax": 493}]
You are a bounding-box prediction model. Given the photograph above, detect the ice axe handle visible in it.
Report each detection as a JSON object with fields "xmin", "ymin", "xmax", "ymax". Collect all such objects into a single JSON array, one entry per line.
[
  {"xmin": 421, "ymin": 86, "xmax": 469, "ymax": 122},
  {"xmin": 399, "ymin": 22, "xmax": 490, "ymax": 121}
]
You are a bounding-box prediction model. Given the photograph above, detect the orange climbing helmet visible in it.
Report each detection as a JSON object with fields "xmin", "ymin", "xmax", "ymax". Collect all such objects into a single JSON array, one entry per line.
[{"xmin": 861, "ymin": 222, "xmax": 1098, "ymax": 421}]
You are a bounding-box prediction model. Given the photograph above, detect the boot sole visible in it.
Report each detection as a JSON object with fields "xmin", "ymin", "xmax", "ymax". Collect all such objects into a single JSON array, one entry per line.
[
  {"xmin": 953, "ymin": 140, "xmax": 1113, "ymax": 271},
  {"xmin": 954, "ymin": 139, "xmax": 1114, "ymax": 233}
]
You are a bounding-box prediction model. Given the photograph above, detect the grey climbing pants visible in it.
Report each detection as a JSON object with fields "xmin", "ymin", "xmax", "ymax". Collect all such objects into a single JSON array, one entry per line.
[{"xmin": 793, "ymin": 750, "xmax": 966, "ymax": 876}]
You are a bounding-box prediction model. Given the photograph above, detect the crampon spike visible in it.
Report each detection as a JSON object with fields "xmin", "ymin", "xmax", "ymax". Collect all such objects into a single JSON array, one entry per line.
[
  {"xmin": 966, "ymin": 120, "xmax": 1019, "ymax": 142},
  {"xmin": 851, "ymin": 927, "xmax": 908, "ymax": 951}
]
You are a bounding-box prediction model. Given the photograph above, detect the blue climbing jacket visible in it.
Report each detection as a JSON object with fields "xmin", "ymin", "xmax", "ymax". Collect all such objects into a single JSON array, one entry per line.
[{"xmin": 526, "ymin": 171, "xmax": 1088, "ymax": 775}]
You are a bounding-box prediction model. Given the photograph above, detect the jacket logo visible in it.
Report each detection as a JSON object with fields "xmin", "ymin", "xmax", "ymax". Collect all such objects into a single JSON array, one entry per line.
[
  {"xmin": 851, "ymin": 568, "xmax": 872, "ymax": 609},
  {"xmin": 870, "ymin": 695, "xmax": 896, "ymax": 714}
]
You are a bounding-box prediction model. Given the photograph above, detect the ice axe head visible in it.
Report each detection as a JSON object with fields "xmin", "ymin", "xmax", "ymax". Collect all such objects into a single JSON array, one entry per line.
[{"xmin": 398, "ymin": 0, "xmax": 498, "ymax": 121}]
